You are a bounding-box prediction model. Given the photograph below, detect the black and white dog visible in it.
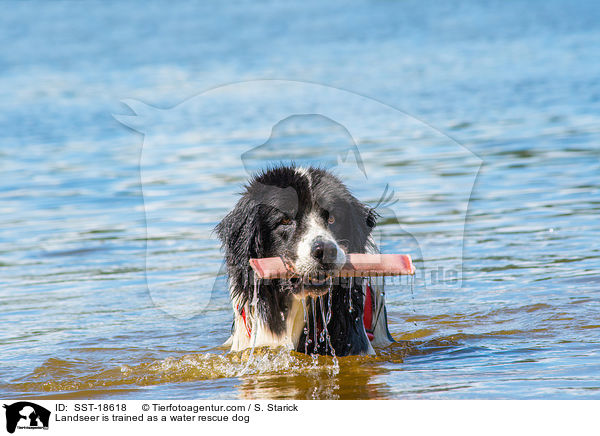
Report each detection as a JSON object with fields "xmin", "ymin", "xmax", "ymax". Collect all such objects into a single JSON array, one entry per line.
[{"xmin": 216, "ymin": 165, "xmax": 394, "ymax": 356}]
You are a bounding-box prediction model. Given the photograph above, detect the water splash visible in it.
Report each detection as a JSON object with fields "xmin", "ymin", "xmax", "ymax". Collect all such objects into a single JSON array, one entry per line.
[
  {"xmin": 302, "ymin": 295, "xmax": 310, "ymax": 355},
  {"xmin": 409, "ymin": 274, "xmax": 417, "ymax": 327},
  {"xmin": 348, "ymin": 276, "xmax": 354, "ymax": 313},
  {"xmin": 322, "ymin": 283, "xmax": 339, "ymax": 371},
  {"xmin": 318, "ymin": 295, "xmax": 326, "ymax": 345},
  {"xmin": 311, "ymin": 297, "xmax": 318, "ymax": 360},
  {"xmin": 326, "ymin": 287, "xmax": 332, "ymax": 324}
]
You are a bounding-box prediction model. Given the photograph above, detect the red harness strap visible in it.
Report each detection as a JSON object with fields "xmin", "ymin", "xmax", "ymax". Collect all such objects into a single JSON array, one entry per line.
[
  {"xmin": 363, "ymin": 284, "xmax": 375, "ymax": 341},
  {"xmin": 237, "ymin": 305, "xmax": 252, "ymax": 338}
]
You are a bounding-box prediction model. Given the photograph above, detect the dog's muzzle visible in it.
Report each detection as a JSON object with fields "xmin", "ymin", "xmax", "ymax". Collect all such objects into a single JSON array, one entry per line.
[
  {"xmin": 310, "ymin": 237, "xmax": 340, "ymax": 266},
  {"xmin": 290, "ymin": 236, "xmax": 346, "ymax": 298}
]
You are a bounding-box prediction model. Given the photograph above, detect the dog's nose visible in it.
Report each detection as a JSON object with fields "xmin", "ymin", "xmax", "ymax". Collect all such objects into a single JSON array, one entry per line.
[{"xmin": 311, "ymin": 238, "xmax": 338, "ymax": 264}]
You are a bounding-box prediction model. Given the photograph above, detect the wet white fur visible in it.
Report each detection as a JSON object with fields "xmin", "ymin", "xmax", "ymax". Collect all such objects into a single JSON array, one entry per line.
[{"xmin": 225, "ymin": 296, "xmax": 305, "ymax": 352}]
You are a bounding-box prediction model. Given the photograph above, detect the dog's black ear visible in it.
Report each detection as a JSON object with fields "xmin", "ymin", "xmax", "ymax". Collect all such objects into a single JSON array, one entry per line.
[
  {"xmin": 216, "ymin": 199, "xmax": 264, "ymax": 260},
  {"xmin": 366, "ymin": 207, "xmax": 378, "ymax": 229},
  {"xmin": 215, "ymin": 198, "xmax": 264, "ymax": 301}
]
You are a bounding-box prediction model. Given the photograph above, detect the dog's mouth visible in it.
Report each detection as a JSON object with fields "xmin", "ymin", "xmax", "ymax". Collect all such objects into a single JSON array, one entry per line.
[
  {"xmin": 290, "ymin": 273, "xmax": 336, "ymax": 299},
  {"xmin": 282, "ymin": 254, "xmax": 343, "ymax": 299}
]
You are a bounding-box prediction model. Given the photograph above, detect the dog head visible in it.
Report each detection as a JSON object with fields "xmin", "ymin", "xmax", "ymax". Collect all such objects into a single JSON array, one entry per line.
[{"xmin": 216, "ymin": 165, "xmax": 377, "ymax": 301}]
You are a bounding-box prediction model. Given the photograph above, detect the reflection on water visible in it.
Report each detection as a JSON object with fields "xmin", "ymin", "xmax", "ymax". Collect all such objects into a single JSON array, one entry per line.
[
  {"xmin": 5, "ymin": 343, "xmax": 426, "ymax": 400},
  {"xmin": 1, "ymin": 0, "xmax": 600, "ymax": 399},
  {"xmin": 6, "ymin": 299, "xmax": 599, "ymax": 400}
]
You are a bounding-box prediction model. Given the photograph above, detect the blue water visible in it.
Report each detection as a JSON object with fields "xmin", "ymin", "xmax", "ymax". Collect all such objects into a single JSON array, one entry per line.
[{"xmin": 1, "ymin": 0, "xmax": 599, "ymax": 399}]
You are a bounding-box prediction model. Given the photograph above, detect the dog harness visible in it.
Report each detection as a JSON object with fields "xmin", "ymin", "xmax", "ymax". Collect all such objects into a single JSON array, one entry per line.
[
  {"xmin": 238, "ymin": 305, "xmax": 252, "ymax": 339},
  {"xmin": 363, "ymin": 283, "xmax": 375, "ymax": 341}
]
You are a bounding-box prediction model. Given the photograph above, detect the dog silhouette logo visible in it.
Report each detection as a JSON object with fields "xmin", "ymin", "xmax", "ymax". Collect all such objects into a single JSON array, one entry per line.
[
  {"xmin": 3, "ymin": 402, "xmax": 50, "ymax": 434},
  {"xmin": 114, "ymin": 80, "xmax": 481, "ymax": 318}
]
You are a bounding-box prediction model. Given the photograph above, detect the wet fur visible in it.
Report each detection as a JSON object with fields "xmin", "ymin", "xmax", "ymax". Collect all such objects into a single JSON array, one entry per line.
[{"xmin": 216, "ymin": 165, "xmax": 392, "ymax": 356}]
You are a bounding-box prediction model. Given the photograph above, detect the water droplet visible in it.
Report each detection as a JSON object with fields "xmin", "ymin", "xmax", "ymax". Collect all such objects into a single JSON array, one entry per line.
[
  {"xmin": 410, "ymin": 274, "xmax": 417, "ymax": 326},
  {"xmin": 238, "ymin": 276, "xmax": 260, "ymax": 376},
  {"xmin": 348, "ymin": 276, "xmax": 353, "ymax": 313},
  {"xmin": 302, "ymin": 296, "xmax": 309, "ymax": 355},
  {"xmin": 311, "ymin": 297, "xmax": 318, "ymax": 355}
]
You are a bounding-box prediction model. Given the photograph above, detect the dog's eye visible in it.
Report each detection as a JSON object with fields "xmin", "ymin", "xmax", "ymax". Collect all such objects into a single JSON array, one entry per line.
[
  {"xmin": 328, "ymin": 215, "xmax": 335, "ymax": 225},
  {"xmin": 279, "ymin": 217, "xmax": 292, "ymax": 226}
]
